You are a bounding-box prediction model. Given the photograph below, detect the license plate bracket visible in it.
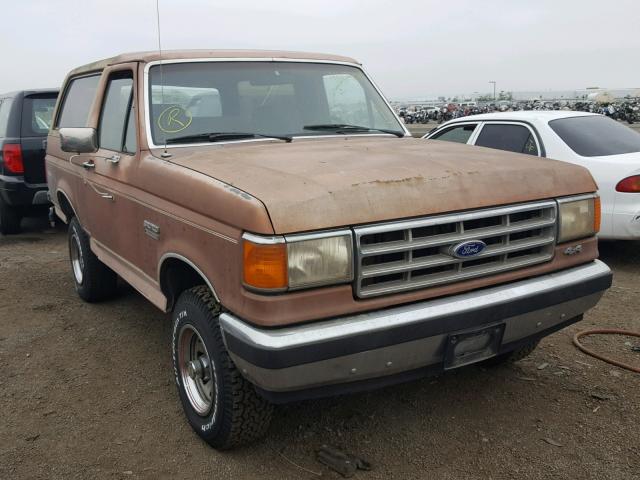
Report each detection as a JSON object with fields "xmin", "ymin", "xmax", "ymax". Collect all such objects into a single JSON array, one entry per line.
[{"xmin": 444, "ymin": 323, "xmax": 505, "ymax": 370}]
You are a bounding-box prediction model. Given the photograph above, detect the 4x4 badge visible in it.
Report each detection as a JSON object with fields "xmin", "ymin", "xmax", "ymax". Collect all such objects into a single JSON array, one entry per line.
[{"xmin": 143, "ymin": 220, "xmax": 160, "ymax": 240}]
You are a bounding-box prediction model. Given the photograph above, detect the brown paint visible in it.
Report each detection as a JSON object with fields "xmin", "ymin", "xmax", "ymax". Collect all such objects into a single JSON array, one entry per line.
[
  {"xmin": 165, "ymin": 136, "xmax": 596, "ymax": 233},
  {"xmin": 46, "ymin": 50, "xmax": 600, "ymax": 328}
]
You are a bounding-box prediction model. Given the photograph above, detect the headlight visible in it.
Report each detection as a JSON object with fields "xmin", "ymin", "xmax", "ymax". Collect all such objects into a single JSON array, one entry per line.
[
  {"xmin": 558, "ymin": 195, "xmax": 600, "ymax": 243},
  {"xmin": 242, "ymin": 231, "xmax": 353, "ymax": 292}
]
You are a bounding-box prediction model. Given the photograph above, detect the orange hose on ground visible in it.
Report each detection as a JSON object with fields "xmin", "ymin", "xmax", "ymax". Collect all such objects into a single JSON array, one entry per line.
[{"xmin": 573, "ymin": 329, "xmax": 640, "ymax": 374}]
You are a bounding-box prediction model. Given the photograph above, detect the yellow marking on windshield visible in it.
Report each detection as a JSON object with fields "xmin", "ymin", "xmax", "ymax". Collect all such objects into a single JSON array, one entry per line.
[{"xmin": 157, "ymin": 106, "xmax": 192, "ymax": 133}]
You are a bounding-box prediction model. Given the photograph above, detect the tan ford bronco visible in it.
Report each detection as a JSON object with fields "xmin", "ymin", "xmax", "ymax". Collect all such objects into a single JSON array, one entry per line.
[{"xmin": 46, "ymin": 50, "xmax": 612, "ymax": 449}]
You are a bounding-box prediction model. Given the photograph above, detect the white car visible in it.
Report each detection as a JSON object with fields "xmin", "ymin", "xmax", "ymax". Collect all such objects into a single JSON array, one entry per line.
[{"xmin": 424, "ymin": 111, "xmax": 640, "ymax": 240}]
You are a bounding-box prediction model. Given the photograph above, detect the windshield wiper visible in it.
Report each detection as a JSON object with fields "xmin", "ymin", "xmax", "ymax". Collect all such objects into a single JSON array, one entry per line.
[
  {"xmin": 303, "ymin": 124, "xmax": 404, "ymax": 138},
  {"xmin": 166, "ymin": 132, "xmax": 292, "ymax": 144}
]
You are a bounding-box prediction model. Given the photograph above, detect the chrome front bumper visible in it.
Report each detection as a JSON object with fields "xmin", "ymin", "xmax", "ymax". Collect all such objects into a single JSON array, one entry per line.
[{"xmin": 219, "ymin": 260, "xmax": 611, "ymax": 401}]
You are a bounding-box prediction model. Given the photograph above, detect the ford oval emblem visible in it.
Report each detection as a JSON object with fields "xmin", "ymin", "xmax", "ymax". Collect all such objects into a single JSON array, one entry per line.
[{"xmin": 450, "ymin": 240, "xmax": 487, "ymax": 259}]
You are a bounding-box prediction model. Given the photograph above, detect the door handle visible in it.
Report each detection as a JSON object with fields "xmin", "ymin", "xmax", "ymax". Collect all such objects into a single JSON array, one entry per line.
[
  {"xmin": 82, "ymin": 161, "xmax": 95, "ymax": 169},
  {"xmin": 86, "ymin": 181, "xmax": 114, "ymax": 201}
]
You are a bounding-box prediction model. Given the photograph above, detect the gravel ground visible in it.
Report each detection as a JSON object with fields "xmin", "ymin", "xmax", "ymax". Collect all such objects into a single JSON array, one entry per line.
[{"xmin": 1, "ymin": 212, "xmax": 639, "ymax": 479}]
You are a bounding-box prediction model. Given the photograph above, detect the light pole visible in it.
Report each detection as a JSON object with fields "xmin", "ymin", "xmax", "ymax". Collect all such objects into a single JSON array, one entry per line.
[{"xmin": 489, "ymin": 81, "xmax": 496, "ymax": 101}]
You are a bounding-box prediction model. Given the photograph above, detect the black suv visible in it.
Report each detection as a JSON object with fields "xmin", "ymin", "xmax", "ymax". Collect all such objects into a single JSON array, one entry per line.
[{"xmin": 0, "ymin": 89, "xmax": 58, "ymax": 234}]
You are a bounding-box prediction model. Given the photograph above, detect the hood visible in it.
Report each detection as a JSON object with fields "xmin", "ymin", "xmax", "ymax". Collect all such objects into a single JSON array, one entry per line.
[{"xmin": 162, "ymin": 137, "xmax": 597, "ymax": 234}]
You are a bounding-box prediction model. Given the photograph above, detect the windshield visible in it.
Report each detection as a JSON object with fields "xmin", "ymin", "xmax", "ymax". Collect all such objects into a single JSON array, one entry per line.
[
  {"xmin": 549, "ymin": 115, "xmax": 640, "ymax": 157},
  {"xmin": 147, "ymin": 61, "xmax": 403, "ymax": 145}
]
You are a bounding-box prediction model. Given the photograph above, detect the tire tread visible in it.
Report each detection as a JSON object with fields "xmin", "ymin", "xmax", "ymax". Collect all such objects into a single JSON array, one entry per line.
[
  {"xmin": 69, "ymin": 217, "xmax": 118, "ymax": 302},
  {"xmin": 185, "ymin": 285, "xmax": 273, "ymax": 449}
]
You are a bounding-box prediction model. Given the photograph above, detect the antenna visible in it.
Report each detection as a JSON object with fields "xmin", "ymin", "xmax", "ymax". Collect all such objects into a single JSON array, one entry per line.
[{"xmin": 155, "ymin": 0, "xmax": 171, "ymax": 158}]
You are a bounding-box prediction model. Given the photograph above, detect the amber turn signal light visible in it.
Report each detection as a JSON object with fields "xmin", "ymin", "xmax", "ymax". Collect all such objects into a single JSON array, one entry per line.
[
  {"xmin": 243, "ymin": 240, "xmax": 288, "ymax": 290},
  {"xmin": 593, "ymin": 196, "xmax": 601, "ymax": 234}
]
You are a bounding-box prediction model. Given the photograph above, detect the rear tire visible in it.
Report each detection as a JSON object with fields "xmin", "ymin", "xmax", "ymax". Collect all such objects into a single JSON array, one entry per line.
[
  {"xmin": 483, "ymin": 340, "xmax": 539, "ymax": 366},
  {"xmin": 172, "ymin": 285, "xmax": 273, "ymax": 449},
  {"xmin": 68, "ymin": 217, "xmax": 118, "ymax": 302},
  {"xmin": 0, "ymin": 198, "xmax": 22, "ymax": 235}
]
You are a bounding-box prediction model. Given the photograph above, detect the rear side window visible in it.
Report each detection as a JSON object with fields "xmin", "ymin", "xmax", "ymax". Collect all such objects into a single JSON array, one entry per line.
[
  {"xmin": 57, "ymin": 74, "xmax": 101, "ymax": 128},
  {"xmin": 431, "ymin": 124, "xmax": 477, "ymax": 144},
  {"xmin": 549, "ymin": 115, "xmax": 640, "ymax": 157},
  {"xmin": 99, "ymin": 73, "xmax": 136, "ymax": 153},
  {"xmin": 21, "ymin": 95, "xmax": 57, "ymax": 136},
  {"xmin": 475, "ymin": 124, "xmax": 539, "ymax": 156},
  {"xmin": 0, "ymin": 98, "xmax": 13, "ymax": 137}
]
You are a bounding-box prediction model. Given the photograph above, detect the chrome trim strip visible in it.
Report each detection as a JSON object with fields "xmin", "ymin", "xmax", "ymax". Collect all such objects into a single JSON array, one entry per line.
[
  {"xmin": 243, "ymin": 229, "xmax": 354, "ymax": 245},
  {"xmin": 142, "ymin": 57, "xmax": 410, "ymax": 149},
  {"xmin": 359, "ymin": 218, "xmax": 556, "ymax": 256},
  {"xmin": 219, "ymin": 260, "xmax": 611, "ymax": 352},
  {"xmin": 227, "ymin": 293, "xmax": 603, "ymax": 392},
  {"xmin": 284, "ymin": 229, "xmax": 353, "ymax": 243},
  {"xmin": 557, "ymin": 193, "xmax": 598, "ymax": 204},
  {"xmin": 358, "ymin": 254, "xmax": 555, "ymax": 298},
  {"xmin": 242, "ymin": 232, "xmax": 285, "ymax": 245},
  {"xmin": 353, "ymin": 200, "xmax": 557, "ymax": 298},
  {"xmin": 146, "ymin": 134, "xmax": 402, "ymax": 150},
  {"xmin": 355, "ymin": 200, "xmax": 556, "ymax": 236},
  {"xmin": 360, "ymin": 235, "xmax": 556, "ymax": 278},
  {"xmin": 158, "ymin": 252, "xmax": 220, "ymax": 303}
]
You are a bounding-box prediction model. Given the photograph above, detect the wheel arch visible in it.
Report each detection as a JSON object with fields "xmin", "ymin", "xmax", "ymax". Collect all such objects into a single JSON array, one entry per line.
[
  {"xmin": 158, "ymin": 253, "xmax": 220, "ymax": 312},
  {"xmin": 56, "ymin": 189, "xmax": 77, "ymax": 223}
]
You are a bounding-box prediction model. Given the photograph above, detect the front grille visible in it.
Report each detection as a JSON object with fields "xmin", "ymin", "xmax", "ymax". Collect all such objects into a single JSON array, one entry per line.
[{"xmin": 354, "ymin": 201, "xmax": 557, "ymax": 298}]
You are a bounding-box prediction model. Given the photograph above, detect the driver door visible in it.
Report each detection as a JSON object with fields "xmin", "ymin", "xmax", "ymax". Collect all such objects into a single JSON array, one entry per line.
[{"xmin": 80, "ymin": 65, "xmax": 142, "ymax": 265}]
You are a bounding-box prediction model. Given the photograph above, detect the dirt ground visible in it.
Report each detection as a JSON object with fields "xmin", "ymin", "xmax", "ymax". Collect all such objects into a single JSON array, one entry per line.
[{"xmin": 1, "ymin": 222, "xmax": 639, "ymax": 479}]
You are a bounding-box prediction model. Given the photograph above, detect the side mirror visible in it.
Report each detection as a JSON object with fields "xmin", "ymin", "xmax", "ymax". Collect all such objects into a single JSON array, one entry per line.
[{"xmin": 59, "ymin": 127, "xmax": 98, "ymax": 153}]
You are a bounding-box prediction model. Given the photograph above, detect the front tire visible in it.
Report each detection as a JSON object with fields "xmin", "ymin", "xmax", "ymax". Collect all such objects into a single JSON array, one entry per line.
[
  {"xmin": 68, "ymin": 217, "xmax": 118, "ymax": 302},
  {"xmin": 172, "ymin": 285, "xmax": 273, "ymax": 449},
  {"xmin": 0, "ymin": 198, "xmax": 22, "ymax": 235}
]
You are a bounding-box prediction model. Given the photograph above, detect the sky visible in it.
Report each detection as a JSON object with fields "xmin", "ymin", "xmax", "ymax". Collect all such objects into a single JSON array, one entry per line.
[{"xmin": 1, "ymin": 0, "xmax": 639, "ymax": 100}]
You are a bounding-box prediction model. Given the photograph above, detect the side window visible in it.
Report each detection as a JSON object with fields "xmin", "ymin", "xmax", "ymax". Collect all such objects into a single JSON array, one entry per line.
[
  {"xmin": 99, "ymin": 73, "xmax": 135, "ymax": 153},
  {"xmin": 21, "ymin": 95, "xmax": 57, "ymax": 136},
  {"xmin": 522, "ymin": 133, "xmax": 539, "ymax": 155},
  {"xmin": 0, "ymin": 98, "xmax": 15, "ymax": 137},
  {"xmin": 323, "ymin": 74, "xmax": 368, "ymax": 126},
  {"xmin": 475, "ymin": 124, "xmax": 539, "ymax": 156},
  {"xmin": 57, "ymin": 75, "xmax": 101, "ymax": 128},
  {"xmin": 431, "ymin": 124, "xmax": 477, "ymax": 144}
]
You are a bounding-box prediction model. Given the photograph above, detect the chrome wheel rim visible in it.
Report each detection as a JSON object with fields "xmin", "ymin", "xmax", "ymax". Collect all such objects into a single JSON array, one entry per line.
[
  {"xmin": 70, "ymin": 231, "xmax": 84, "ymax": 285},
  {"xmin": 178, "ymin": 325, "xmax": 216, "ymax": 416}
]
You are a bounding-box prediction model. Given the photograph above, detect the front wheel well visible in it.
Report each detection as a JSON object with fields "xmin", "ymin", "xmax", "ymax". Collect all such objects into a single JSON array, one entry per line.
[
  {"xmin": 160, "ymin": 257, "xmax": 217, "ymax": 312},
  {"xmin": 57, "ymin": 191, "xmax": 76, "ymax": 222}
]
